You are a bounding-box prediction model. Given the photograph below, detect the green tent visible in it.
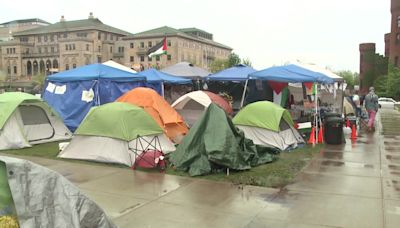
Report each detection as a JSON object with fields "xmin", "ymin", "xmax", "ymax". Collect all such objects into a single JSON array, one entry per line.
[
  {"xmin": 233, "ymin": 101, "xmax": 294, "ymax": 132},
  {"xmin": 76, "ymin": 102, "xmax": 163, "ymax": 141},
  {"xmin": 232, "ymin": 101, "xmax": 304, "ymax": 151},
  {"xmin": 0, "ymin": 92, "xmax": 71, "ymax": 150},
  {"xmin": 170, "ymin": 103, "xmax": 278, "ymax": 176},
  {"xmin": 59, "ymin": 102, "xmax": 176, "ymax": 166},
  {"xmin": 0, "ymin": 92, "xmax": 41, "ymax": 129}
]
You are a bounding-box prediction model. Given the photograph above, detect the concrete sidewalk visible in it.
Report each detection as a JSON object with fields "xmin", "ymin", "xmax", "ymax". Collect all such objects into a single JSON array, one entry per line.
[{"xmin": 3, "ymin": 109, "xmax": 400, "ymax": 227}]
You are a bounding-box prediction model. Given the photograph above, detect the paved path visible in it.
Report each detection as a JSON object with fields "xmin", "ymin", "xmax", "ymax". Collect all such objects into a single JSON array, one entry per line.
[{"xmin": 3, "ymin": 108, "xmax": 400, "ymax": 227}]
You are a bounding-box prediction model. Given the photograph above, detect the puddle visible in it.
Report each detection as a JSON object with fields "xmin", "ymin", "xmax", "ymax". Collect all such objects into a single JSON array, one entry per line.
[{"xmin": 320, "ymin": 160, "xmax": 374, "ymax": 169}]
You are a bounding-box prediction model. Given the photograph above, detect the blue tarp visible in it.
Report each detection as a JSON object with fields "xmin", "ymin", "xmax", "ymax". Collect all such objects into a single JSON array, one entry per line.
[
  {"xmin": 137, "ymin": 68, "xmax": 192, "ymax": 84},
  {"xmin": 43, "ymin": 63, "xmax": 147, "ymax": 131},
  {"xmin": 249, "ymin": 64, "xmax": 335, "ymax": 84},
  {"xmin": 207, "ymin": 64, "xmax": 256, "ymax": 81}
]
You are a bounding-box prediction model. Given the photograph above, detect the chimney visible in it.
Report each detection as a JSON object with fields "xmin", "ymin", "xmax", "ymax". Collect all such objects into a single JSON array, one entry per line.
[
  {"xmin": 89, "ymin": 12, "xmax": 94, "ymax": 19},
  {"xmin": 60, "ymin": 15, "xmax": 65, "ymax": 22}
]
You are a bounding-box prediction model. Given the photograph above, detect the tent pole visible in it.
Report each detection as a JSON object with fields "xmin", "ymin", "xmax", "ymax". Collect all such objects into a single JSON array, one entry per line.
[
  {"xmin": 161, "ymin": 82, "xmax": 165, "ymax": 98},
  {"xmin": 315, "ymin": 83, "xmax": 319, "ymax": 144},
  {"xmin": 240, "ymin": 79, "xmax": 249, "ymax": 108}
]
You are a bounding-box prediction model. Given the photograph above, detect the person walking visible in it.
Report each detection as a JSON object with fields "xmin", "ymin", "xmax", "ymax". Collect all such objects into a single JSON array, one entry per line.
[{"xmin": 364, "ymin": 86, "xmax": 379, "ymax": 131}]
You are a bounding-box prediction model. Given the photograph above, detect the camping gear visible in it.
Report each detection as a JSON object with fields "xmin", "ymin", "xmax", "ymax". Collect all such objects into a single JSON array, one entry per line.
[
  {"xmin": 58, "ymin": 102, "xmax": 175, "ymax": 166},
  {"xmin": 0, "ymin": 92, "xmax": 71, "ymax": 150},
  {"xmin": 0, "ymin": 156, "xmax": 116, "ymax": 227},
  {"xmin": 206, "ymin": 64, "xmax": 256, "ymax": 82},
  {"xmin": 161, "ymin": 62, "xmax": 210, "ymax": 79},
  {"xmin": 133, "ymin": 150, "xmax": 166, "ymax": 171},
  {"xmin": 170, "ymin": 104, "xmax": 279, "ymax": 176},
  {"xmin": 172, "ymin": 90, "xmax": 233, "ymax": 127},
  {"xmin": 43, "ymin": 63, "xmax": 146, "ymax": 131},
  {"xmin": 233, "ymin": 101, "xmax": 305, "ymax": 151},
  {"xmin": 117, "ymin": 87, "xmax": 188, "ymax": 143}
]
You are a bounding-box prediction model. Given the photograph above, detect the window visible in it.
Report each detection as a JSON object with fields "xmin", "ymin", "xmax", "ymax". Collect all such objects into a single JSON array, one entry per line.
[
  {"xmin": 65, "ymin": 44, "xmax": 68, "ymax": 50},
  {"xmin": 72, "ymin": 44, "xmax": 75, "ymax": 50},
  {"xmin": 148, "ymin": 56, "xmax": 152, "ymax": 61},
  {"xmin": 66, "ymin": 64, "xmax": 69, "ymax": 70},
  {"xmin": 73, "ymin": 63, "xmax": 77, "ymax": 69},
  {"xmin": 118, "ymin": 47, "xmax": 124, "ymax": 53},
  {"xmin": 98, "ymin": 32, "xmax": 101, "ymax": 40},
  {"xmin": 77, "ymin": 32, "xmax": 87, "ymax": 37},
  {"xmin": 6, "ymin": 48, "xmax": 9, "ymax": 54},
  {"xmin": 51, "ymin": 47, "xmax": 55, "ymax": 53},
  {"xmin": 110, "ymin": 35, "xmax": 114, "ymax": 40},
  {"xmin": 167, "ymin": 40, "xmax": 171, "ymax": 47},
  {"xmin": 130, "ymin": 56, "xmax": 134, "ymax": 62},
  {"xmin": 110, "ymin": 46, "xmax": 113, "ymax": 53},
  {"xmin": 13, "ymin": 48, "xmax": 15, "ymax": 54},
  {"xmin": 398, "ymin": 16, "xmax": 400, "ymax": 28},
  {"xmin": 97, "ymin": 56, "xmax": 102, "ymax": 63},
  {"xmin": 167, "ymin": 54, "xmax": 172, "ymax": 61},
  {"xmin": 44, "ymin": 47, "xmax": 48, "ymax": 53},
  {"xmin": 104, "ymin": 33, "xmax": 108, "ymax": 40},
  {"xmin": 140, "ymin": 55, "xmax": 145, "ymax": 62},
  {"xmin": 63, "ymin": 33, "xmax": 67, "ymax": 38},
  {"xmin": 20, "ymin": 37, "xmax": 28, "ymax": 42},
  {"xmin": 25, "ymin": 48, "xmax": 29, "ymax": 54},
  {"xmin": 50, "ymin": 35, "xmax": 54, "ymax": 42},
  {"xmin": 7, "ymin": 66, "xmax": 11, "ymax": 74},
  {"xmin": 130, "ymin": 43, "xmax": 134, "ymax": 48},
  {"xmin": 148, "ymin": 41, "xmax": 152, "ymax": 48},
  {"xmin": 44, "ymin": 36, "xmax": 48, "ymax": 42},
  {"xmin": 13, "ymin": 66, "xmax": 17, "ymax": 74},
  {"xmin": 38, "ymin": 47, "xmax": 42, "ymax": 53},
  {"xmin": 140, "ymin": 42, "xmax": 144, "ymax": 48},
  {"xmin": 86, "ymin": 44, "xmax": 89, "ymax": 51},
  {"xmin": 38, "ymin": 36, "xmax": 41, "ymax": 42}
]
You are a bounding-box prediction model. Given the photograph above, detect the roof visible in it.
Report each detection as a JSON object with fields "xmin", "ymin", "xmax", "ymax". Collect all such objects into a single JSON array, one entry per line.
[
  {"xmin": 132, "ymin": 26, "xmax": 232, "ymax": 50},
  {"xmin": 179, "ymin": 27, "xmax": 211, "ymax": 35},
  {"xmin": 0, "ymin": 18, "xmax": 50, "ymax": 26},
  {"xmin": 207, "ymin": 64, "xmax": 257, "ymax": 81},
  {"xmin": 13, "ymin": 18, "xmax": 132, "ymax": 36},
  {"xmin": 161, "ymin": 62, "xmax": 210, "ymax": 78}
]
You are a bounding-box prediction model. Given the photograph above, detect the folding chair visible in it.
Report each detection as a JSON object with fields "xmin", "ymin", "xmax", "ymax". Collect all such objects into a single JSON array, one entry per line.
[{"xmin": 129, "ymin": 136, "xmax": 166, "ymax": 172}]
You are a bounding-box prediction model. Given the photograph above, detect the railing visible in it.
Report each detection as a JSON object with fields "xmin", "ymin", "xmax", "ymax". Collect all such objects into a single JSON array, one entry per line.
[{"xmin": 21, "ymin": 51, "xmax": 59, "ymax": 58}]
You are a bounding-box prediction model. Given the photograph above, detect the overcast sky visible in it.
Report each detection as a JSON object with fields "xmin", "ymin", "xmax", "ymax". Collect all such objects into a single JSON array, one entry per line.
[{"xmin": 0, "ymin": 0, "xmax": 390, "ymax": 72}]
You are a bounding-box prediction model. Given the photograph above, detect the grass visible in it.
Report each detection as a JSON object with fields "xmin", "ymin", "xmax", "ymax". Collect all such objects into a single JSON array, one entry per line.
[{"xmin": 1, "ymin": 142, "xmax": 322, "ymax": 188}]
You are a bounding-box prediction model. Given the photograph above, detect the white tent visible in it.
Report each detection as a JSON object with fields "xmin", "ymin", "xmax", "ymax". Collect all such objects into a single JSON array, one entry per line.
[
  {"xmin": 103, "ymin": 60, "xmax": 137, "ymax": 73},
  {"xmin": 0, "ymin": 92, "xmax": 72, "ymax": 150}
]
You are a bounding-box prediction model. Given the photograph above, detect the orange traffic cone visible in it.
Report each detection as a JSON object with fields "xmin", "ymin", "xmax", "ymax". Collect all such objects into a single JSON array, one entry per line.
[
  {"xmin": 318, "ymin": 126, "xmax": 324, "ymax": 143},
  {"xmin": 351, "ymin": 124, "xmax": 357, "ymax": 140},
  {"xmin": 346, "ymin": 119, "xmax": 350, "ymax": 128},
  {"xmin": 308, "ymin": 127, "xmax": 316, "ymax": 144}
]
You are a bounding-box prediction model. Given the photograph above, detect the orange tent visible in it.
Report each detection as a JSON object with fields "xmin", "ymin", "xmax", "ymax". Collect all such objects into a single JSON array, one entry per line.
[{"xmin": 117, "ymin": 87, "xmax": 188, "ymax": 143}]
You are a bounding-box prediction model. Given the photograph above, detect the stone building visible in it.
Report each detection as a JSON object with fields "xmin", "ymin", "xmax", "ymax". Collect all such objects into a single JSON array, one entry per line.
[
  {"xmin": 113, "ymin": 26, "xmax": 232, "ymax": 71},
  {"xmin": 0, "ymin": 18, "xmax": 50, "ymax": 42},
  {"xmin": 0, "ymin": 13, "xmax": 131, "ymax": 81},
  {"xmin": 386, "ymin": 0, "xmax": 400, "ymax": 66}
]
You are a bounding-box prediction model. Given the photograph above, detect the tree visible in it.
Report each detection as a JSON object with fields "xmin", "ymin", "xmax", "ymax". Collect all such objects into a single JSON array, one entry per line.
[
  {"xmin": 386, "ymin": 64, "xmax": 400, "ymax": 100},
  {"xmin": 227, "ymin": 52, "xmax": 241, "ymax": 67},
  {"xmin": 242, "ymin": 58, "xmax": 253, "ymax": 67},
  {"xmin": 336, "ymin": 70, "xmax": 358, "ymax": 89},
  {"xmin": 209, "ymin": 58, "xmax": 228, "ymax": 73}
]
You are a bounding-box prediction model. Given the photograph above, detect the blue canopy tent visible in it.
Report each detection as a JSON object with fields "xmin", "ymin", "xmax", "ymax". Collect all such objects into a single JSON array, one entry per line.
[
  {"xmin": 137, "ymin": 68, "xmax": 192, "ymax": 96},
  {"xmin": 206, "ymin": 64, "xmax": 256, "ymax": 81},
  {"xmin": 43, "ymin": 63, "xmax": 146, "ymax": 131},
  {"xmin": 246, "ymin": 64, "xmax": 337, "ymax": 144}
]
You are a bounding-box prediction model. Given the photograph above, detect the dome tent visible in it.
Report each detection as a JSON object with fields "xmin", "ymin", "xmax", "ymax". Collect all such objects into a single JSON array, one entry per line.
[
  {"xmin": 171, "ymin": 90, "xmax": 233, "ymax": 127},
  {"xmin": 233, "ymin": 101, "xmax": 304, "ymax": 151},
  {"xmin": 58, "ymin": 102, "xmax": 175, "ymax": 166},
  {"xmin": 117, "ymin": 87, "xmax": 188, "ymax": 143},
  {"xmin": 0, "ymin": 92, "xmax": 71, "ymax": 150}
]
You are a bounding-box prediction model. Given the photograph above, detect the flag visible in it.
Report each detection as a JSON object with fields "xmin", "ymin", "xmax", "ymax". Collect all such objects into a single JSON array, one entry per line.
[{"xmin": 147, "ymin": 37, "xmax": 167, "ymax": 57}]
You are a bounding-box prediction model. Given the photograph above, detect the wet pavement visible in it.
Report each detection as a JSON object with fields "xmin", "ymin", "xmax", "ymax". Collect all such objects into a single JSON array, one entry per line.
[{"xmin": 2, "ymin": 108, "xmax": 400, "ymax": 227}]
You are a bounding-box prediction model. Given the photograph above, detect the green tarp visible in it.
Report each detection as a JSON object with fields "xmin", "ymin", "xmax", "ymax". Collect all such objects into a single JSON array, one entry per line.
[
  {"xmin": 233, "ymin": 101, "xmax": 294, "ymax": 132},
  {"xmin": 0, "ymin": 92, "xmax": 41, "ymax": 129},
  {"xmin": 76, "ymin": 102, "xmax": 163, "ymax": 141},
  {"xmin": 0, "ymin": 162, "xmax": 17, "ymax": 217},
  {"xmin": 170, "ymin": 104, "xmax": 279, "ymax": 176}
]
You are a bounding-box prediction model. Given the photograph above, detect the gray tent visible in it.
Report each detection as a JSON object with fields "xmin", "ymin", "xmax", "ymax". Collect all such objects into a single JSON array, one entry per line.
[
  {"xmin": 161, "ymin": 62, "xmax": 210, "ymax": 79},
  {"xmin": 0, "ymin": 156, "xmax": 116, "ymax": 228}
]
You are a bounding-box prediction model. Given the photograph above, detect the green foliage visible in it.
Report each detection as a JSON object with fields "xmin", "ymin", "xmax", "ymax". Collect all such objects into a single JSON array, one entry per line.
[
  {"xmin": 209, "ymin": 59, "xmax": 228, "ymax": 73},
  {"xmin": 373, "ymin": 76, "xmax": 388, "ymax": 97},
  {"xmin": 386, "ymin": 64, "xmax": 400, "ymax": 100},
  {"xmin": 227, "ymin": 52, "xmax": 241, "ymax": 67},
  {"xmin": 336, "ymin": 70, "xmax": 359, "ymax": 88},
  {"xmin": 242, "ymin": 58, "xmax": 253, "ymax": 67}
]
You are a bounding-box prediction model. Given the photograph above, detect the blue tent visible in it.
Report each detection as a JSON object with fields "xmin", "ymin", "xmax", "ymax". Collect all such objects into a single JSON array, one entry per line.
[
  {"xmin": 137, "ymin": 68, "xmax": 192, "ymax": 84},
  {"xmin": 249, "ymin": 64, "xmax": 335, "ymax": 84},
  {"xmin": 207, "ymin": 64, "xmax": 256, "ymax": 81},
  {"xmin": 43, "ymin": 63, "xmax": 146, "ymax": 131}
]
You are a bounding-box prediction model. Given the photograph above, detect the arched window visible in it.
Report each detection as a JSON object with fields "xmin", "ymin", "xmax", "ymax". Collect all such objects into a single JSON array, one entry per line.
[
  {"xmin": 53, "ymin": 59, "xmax": 59, "ymax": 69},
  {"xmin": 33, "ymin": 61, "xmax": 38, "ymax": 75},
  {"xmin": 27, "ymin": 61, "xmax": 32, "ymax": 75},
  {"xmin": 46, "ymin": 60, "xmax": 52, "ymax": 71},
  {"xmin": 39, "ymin": 60, "xmax": 45, "ymax": 74}
]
